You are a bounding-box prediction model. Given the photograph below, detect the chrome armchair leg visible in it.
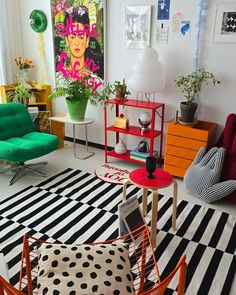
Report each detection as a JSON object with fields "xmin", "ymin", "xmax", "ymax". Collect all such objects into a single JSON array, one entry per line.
[
  {"xmin": 0, "ymin": 161, "xmax": 48, "ymax": 186},
  {"xmin": 26, "ymin": 161, "xmax": 48, "ymax": 168},
  {"xmin": 26, "ymin": 167, "xmax": 47, "ymax": 177},
  {"xmin": 0, "ymin": 167, "xmax": 16, "ymax": 172},
  {"xmin": 10, "ymin": 167, "xmax": 24, "ymax": 186}
]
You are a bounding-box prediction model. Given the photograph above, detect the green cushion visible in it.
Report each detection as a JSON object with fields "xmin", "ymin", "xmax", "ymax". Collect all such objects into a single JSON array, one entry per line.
[
  {"xmin": 0, "ymin": 132, "xmax": 59, "ymax": 162},
  {"xmin": 0, "ymin": 103, "xmax": 35, "ymax": 140},
  {"xmin": 0, "ymin": 103, "xmax": 60, "ymax": 163}
]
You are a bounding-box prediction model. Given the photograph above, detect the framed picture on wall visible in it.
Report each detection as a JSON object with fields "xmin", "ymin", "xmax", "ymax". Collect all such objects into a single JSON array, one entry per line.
[
  {"xmin": 51, "ymin": 0, "xmax": 106, "ymax": 86},
  {"xmin": 125, "ymin": 5, "xmax": 152, "ymax": 49},
  {"xmin": 214, "ymin": 3, "xmax": 236, "ymax": 43}
]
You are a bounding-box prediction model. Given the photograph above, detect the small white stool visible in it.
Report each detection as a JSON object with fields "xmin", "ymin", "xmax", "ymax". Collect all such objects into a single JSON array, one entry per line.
[{"xmin": 49, "ymin": 114, "xmax": 95, "ymax": 159}]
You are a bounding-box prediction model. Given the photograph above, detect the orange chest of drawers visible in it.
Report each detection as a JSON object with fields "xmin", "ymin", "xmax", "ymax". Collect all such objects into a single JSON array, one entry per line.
[{"xmin": 164, "ymin": 120, "xmax": 217, "ymax": 178}]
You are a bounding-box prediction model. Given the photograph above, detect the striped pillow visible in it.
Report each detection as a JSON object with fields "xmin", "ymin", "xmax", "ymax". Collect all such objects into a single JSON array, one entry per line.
[{"xmin": 184, "ymin": 147, "xmax": 236, "ymax": 203}]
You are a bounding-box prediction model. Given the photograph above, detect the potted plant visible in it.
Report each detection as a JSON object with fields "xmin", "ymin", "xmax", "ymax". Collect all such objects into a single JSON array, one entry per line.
[
  {"xmin": 6, "ymin": 83, "xmax": 32, "ymax": 107},
  {"xmin": 49, "ymin": 76, "xmax": 113, "ymax": 120},
  {"xmin": 175, "ymin": 69, "xmax": 220, "ymax": 123},
  {"xmin": 113, "ymin": 79, "xmax": 131, "ymax": 102},
  {"xmin": 14, "ymin": 56, "xmax": 35, "ymax": 84}
]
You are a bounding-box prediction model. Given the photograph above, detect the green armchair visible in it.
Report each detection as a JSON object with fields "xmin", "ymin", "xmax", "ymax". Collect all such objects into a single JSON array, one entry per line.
[{"xmin": 0, "ymin": 103, "xmax": 59, "ymax": 185}]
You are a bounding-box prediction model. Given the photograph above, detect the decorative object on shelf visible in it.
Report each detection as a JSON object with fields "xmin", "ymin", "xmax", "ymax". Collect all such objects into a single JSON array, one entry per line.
[
  {"xmin": 213, "ymin": 3, "xmax": 236, "ymax": 43},
  {"xmin": 138, "ymin": 139, "xmax": 149, "ymax": 153},
  {"xmin": 125, "ymin": 5, "xmax": 152, "ymax": 49},
  {"xmin": 114, "ymin": 139, "xmax": 127, "ymax": 155},
  {"xmin": 138, "ymin": 111, "xmax": 151, "ymax": 133},
  {"xmin": 175, "ymin": 68, "xmax": 220, "ymax": 123},
  {"xmin": 14, "ymin": 56, "xmax": 35, "ymax": 84},
  {"xmin": 114, "ymin": 114, "xmax": 129, "ymax": 129},
  {"xmin": 49, "ymin": 76, "xmax": 112, "ymax": 120},
  {"xmin": 130, "ymin": 148, "xmax": 157, "ymax": 163},
  {"xmin": 6, "ymin": 83, "xmax": 32, "ymax": 107},
  {"xmin": 112, "ymin": 79, "xmax": 131, "ymax": 102},
  {"xmin": 127, "ymin": 47, "xmax": 165, "ymax": 95},
  {"xmin": 19, "ymin": 69, "xmax": 29, "ymax": 84},
  {"xmin": 14, "ymin": 56, "xmax": 35, "ymax": 71},
  {"xmin": 146, "ymin": 156, "xmax": 157, "ymax": 179},
  {"xmin": 30, "ymin": 10, "xmax": 47, "ymax": 33},
  {"xmin": 1, "ymin": 84, "xmax": 52, "ymax": 117},
  {"xmin": 8, "ymin": 55, "xmax": 40, "ymax": 105}
]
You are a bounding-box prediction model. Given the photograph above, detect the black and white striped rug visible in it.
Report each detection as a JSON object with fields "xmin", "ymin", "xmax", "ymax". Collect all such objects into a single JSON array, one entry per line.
[{"xmin": 0, "ymin": 168, "xmax": 235, "ymax": 294}]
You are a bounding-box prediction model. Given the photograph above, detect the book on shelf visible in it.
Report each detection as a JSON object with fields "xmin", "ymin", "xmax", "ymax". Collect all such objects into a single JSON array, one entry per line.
[
  {"xmin": 130, "ymin": 148, "xmax": 158, "ymax": 159},
  {"xmin": 130, "ymin": 155, "xmax": 147, "ymax": 162}
]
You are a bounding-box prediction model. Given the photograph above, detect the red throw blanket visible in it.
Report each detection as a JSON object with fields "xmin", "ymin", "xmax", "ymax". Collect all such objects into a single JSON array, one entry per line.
[{"xmin": 216, "ymin": 113, "xmax": 236, "ymax": 203}]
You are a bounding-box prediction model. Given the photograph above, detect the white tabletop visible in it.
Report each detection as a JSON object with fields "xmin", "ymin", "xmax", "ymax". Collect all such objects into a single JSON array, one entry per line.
[{"xmin": 49, "ymin": 114, "xmax": 94, "ymax": 125}]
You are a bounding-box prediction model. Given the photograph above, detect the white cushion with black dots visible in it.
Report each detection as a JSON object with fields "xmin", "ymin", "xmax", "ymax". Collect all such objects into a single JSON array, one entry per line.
[{"xmin": 37, "ymin": 243, "xmax": 135, "ymax": 295}]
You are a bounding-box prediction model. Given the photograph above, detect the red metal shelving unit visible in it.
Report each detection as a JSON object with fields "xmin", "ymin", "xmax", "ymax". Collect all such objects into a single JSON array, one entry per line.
[{"xmin": 104, "ymin": 98, "xmax": 165, "ymax": 165}]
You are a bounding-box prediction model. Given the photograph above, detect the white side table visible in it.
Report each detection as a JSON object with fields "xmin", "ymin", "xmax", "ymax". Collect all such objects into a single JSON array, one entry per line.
[{"xmin": 49, "ymin": 114, "xmax": 95, "ymax": 160}]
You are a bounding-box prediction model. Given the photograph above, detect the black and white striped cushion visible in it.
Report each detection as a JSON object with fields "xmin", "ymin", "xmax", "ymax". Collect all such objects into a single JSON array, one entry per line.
[{"xmin": 184, "ymin": 147, "xmax": 236, "ymax": 203}]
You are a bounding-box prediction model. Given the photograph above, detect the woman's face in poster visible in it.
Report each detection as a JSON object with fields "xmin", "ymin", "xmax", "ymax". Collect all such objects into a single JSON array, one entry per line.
[{"xmin": 66, "ymin": 23, "xmax": 89, "ymax": 59}]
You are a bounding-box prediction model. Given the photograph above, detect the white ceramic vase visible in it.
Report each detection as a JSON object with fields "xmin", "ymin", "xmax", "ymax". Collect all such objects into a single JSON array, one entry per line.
[
  {"xmin": 19, "ymin": 69, "xmax": 29, "ymax": 83},
  {"xmin": 114, "ymin": 139, "xmax": 127, "ymax": 154}
]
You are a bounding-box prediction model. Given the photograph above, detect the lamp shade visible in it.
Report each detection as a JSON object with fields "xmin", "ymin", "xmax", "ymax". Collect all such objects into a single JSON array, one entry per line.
[{"xmin": 127, "ymin": 47, "xmax": 165, "ymax": 93}]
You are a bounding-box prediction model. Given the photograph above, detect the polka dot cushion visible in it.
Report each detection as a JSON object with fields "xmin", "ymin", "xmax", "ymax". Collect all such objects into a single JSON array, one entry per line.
[{"xmin": 37, "ymin": 243, "xmax": 134, "ymax": 295}]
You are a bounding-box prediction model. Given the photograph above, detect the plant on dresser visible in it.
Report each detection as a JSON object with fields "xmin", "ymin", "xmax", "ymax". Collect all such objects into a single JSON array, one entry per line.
[{"xmin": 175, "ymin": 69, "xmax": 220, "ymax": 123}]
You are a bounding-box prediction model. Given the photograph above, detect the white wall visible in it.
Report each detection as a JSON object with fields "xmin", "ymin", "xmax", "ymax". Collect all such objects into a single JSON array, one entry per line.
[
  {"xmin": 17, "ymin": 0, "xmax": 236, "ymax": 149},
  {"xmin": 0, "ymin": 0, "xmax": 23, "ymax": 86},
  {"xmin": 19, "ymin": 0, "xmax": 55, "ymax": 86}
]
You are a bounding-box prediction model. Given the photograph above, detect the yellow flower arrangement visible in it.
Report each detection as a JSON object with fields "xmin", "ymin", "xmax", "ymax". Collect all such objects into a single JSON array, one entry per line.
[{"xmin": 14, "ymin": 56, "xmax": 35, "ymax": 70}]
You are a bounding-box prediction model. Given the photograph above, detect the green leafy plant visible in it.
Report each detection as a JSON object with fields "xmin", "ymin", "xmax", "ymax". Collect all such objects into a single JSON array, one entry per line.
[
  {"xmin": 112, "ymin": 79, "xmax": 131, "ymax": 101},
  {"xmin": 6, "ymin": 83, "xmax": 32, "ymax": 106},
  {"xmin": 175, "ymin": 69, "xmax": 220, "ymax": 105},
  {"xmin": 49, "ymin": 76, "xmax": 113, "ymax": 106}
]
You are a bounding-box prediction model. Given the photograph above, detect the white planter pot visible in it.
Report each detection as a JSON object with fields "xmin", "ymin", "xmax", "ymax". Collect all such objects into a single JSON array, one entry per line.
[{"xmin": 19, "ymin": 69, "xmax": 29, "ymax": 83}]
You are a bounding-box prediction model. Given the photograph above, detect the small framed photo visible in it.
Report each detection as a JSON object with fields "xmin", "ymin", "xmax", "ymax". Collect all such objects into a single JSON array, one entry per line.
[
  {"xmin": 125, "ymin": 5, "xmax": 152, "ymax": 49},
  {"xmin": 157, "ymin": 0, "xmax": 170, "ymax": 20},
  {"xmin": 213, "ymin": 3, "xmax": 236, "ymax": 43}
]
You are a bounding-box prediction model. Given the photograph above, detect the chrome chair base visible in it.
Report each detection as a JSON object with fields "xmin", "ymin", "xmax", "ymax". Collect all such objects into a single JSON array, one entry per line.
[{"xmin": 0, "ymin": 161, "xmax": 48, "ymax": 186}]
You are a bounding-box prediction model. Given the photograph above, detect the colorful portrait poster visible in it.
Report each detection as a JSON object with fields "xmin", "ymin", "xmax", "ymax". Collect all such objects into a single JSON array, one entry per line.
[{"xmin": 51, "ymin": 0, "xmax": 105, "ymax": 90}]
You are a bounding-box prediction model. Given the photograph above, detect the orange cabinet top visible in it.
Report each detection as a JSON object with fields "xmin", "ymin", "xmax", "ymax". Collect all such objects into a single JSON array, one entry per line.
[{"xmin": 166, "ymin": 120, "xmax": 217, "ymax": 142}]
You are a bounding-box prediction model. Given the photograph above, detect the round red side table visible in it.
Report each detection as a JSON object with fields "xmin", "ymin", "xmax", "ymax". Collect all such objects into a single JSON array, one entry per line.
[{"xmin": 122, "ymin": 168, "xmax": 177, "ymax": 246}]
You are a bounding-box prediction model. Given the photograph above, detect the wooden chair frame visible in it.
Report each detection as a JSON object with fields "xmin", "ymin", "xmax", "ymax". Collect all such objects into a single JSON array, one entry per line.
[{"xmin": 0, "ymin": 225, "xmax": 187, "ymax": 294}]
